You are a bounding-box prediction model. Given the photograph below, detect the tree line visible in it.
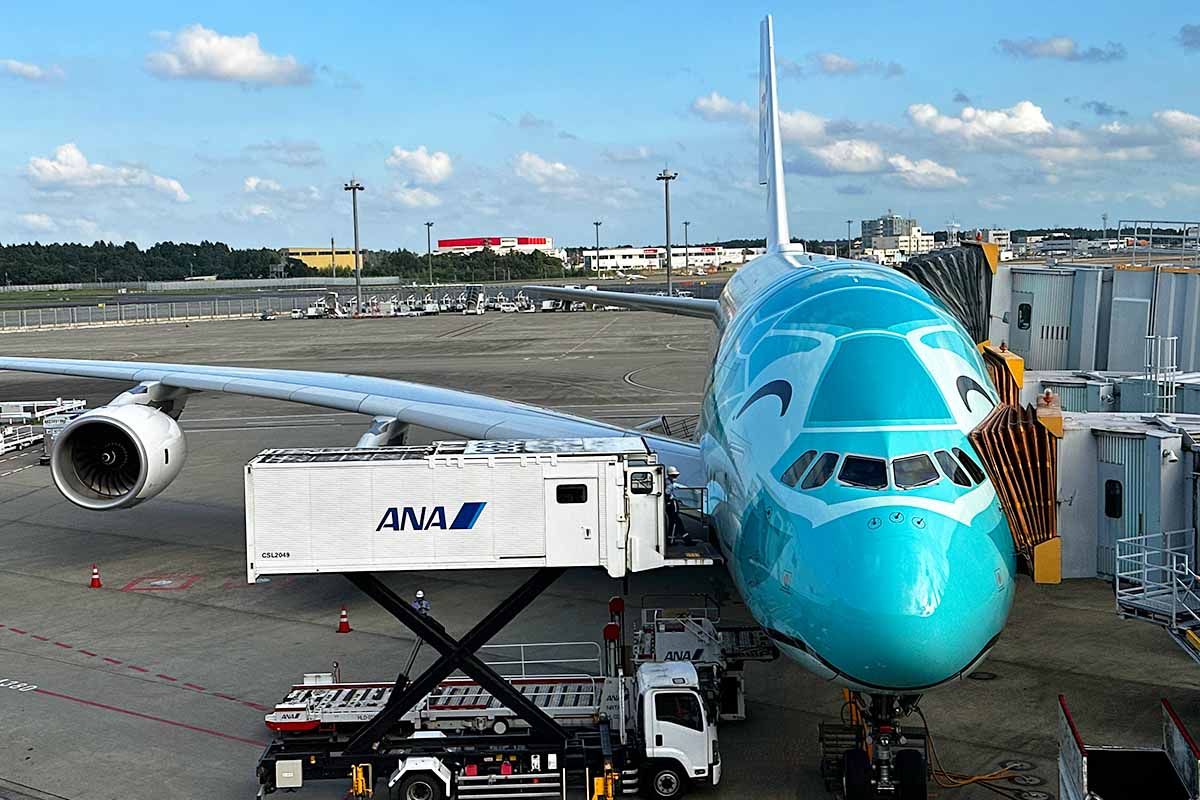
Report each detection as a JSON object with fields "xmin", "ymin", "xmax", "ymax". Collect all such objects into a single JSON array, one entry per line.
[{"xmin": 0, "ymin": 241, "xmax": 571, "ymax": 286}]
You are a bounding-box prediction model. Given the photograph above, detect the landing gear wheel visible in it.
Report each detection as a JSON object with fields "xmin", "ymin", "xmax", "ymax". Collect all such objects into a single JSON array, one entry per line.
[
  {"xmin": 842, "ymin": 748, "xmax": 871, "ymax": 800},
  {"xmin": 393, "ymin": 772, "xmax": 444, "ymax": 800},
  {"xmin": 896, "ymin": 749, "xmax": 927, "ymax": 800},
  {"xmin": 644, "ymin": 761, "xmax": 689, "ymax": 799}
]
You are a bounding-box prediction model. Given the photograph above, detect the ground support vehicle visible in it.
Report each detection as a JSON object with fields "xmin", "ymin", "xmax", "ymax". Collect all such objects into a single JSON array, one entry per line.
[{"xmin": 255, "ymin": 571, "xmax": 721, "ymax": 799}]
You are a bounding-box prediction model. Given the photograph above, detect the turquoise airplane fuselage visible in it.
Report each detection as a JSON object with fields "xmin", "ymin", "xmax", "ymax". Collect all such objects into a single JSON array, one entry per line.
[{"xmin": 699, "ymin": 249, "xmax": 1016, "ymax": 693}]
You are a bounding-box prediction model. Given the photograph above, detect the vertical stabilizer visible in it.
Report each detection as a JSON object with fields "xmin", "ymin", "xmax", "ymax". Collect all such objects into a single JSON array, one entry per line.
[{"xmin": 759, "ymin": 15, "xmax": 792, "ymax": 252}]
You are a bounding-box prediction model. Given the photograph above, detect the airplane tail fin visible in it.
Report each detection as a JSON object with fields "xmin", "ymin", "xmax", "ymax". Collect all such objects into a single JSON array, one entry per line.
[{"xmin": 759, "ymin": 15, "xmax": 792, "ymax": 252}]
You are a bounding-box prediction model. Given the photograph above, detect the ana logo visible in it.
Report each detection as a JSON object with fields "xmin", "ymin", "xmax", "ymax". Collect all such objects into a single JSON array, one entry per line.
[
  {"xmin": 664, "ymin": 648, "xmax": 705, "ymax": 661},
  {"xmin": 376, "ymin": 502, "xmax": 487, "ymax": 532}
]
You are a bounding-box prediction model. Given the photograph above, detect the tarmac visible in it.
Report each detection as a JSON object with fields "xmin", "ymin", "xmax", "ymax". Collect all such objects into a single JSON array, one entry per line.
[{"xmin": 0, "ymin": 310, "xmax": 1196, "ymax": 799}]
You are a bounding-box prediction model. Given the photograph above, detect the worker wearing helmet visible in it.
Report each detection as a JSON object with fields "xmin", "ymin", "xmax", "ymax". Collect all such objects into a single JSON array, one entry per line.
[{"xmin": 664, "ymin": 466, "xmax": 691, "ymax": 546}]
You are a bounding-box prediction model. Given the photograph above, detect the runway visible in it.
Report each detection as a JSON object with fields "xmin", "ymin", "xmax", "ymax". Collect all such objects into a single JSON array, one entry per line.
[{"xmin": 0, "ymin": 311, "xmax": 1195, "ymax": 798}]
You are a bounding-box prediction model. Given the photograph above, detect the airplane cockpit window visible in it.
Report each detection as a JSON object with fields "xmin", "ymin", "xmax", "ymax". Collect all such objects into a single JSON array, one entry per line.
[
  {"xmin": 952, "ymin": 447, "xmax": 987, "ymax": 484},
  {"xmin": 934, "ymin": 450, "xmax": 971, "ymax": 487},
  {"xmin": 781, "ymin": 450, "xmax": 817, "ymax": 487},
  {"xmin": 801, "ymin": 452, "xmax": 839, "ymax": 489},
  {"xmin": 892, "ymin": 454, "xmax": 939, "ymax": 489},
  {"xmin": 838, "ymin": 455, "xmax": 888, "ymax": 490}
]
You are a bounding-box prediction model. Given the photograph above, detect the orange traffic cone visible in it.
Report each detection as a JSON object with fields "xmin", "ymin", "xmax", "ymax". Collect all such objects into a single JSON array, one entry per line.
[
  {"xmin": 336, "ymin": 606, "xmax": 352, "ymax": 634},
  {"xmin": 89, "ymin": 564, "xmax": 102, "ymax": 589}
]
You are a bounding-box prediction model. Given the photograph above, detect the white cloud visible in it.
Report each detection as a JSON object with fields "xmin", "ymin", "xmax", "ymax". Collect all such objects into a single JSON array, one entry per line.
[
  {"xmin": 886, "ymin": 154, "xmax": 967, "ymax": 188},
  {"xmin": 1154, "ymin": 109, "xmax": 1200, "ymax": 137},
  {"xmin": 1, "ymin": 59, "xmax": 64, "ymax": 81},
  {"xmin": 690, "ymin": 91, "xmax": 754, "ymax": 123},
  {"xmin": 246, "ymin": 139, "xmax": 323, "ymax": 167},
  {"xmin": 243, "ymin": 176, "xmax": 282, "ymax": 193},
  {"xmin": 813, "ymin": 53, "xmax": 903, "ymax": 77},
  {"xmin": 513, "ymin": 152, "xmax": 577, "ymax": 186},
  {"xmin": 998, "ymin": 36, "xmax": 1125, "ymax": 63},
  {"xmin": 393, "ymin": 185, "xmax": 441, "ymax": 208},
  {"xmin": 17, "ymin": 212, "xmax": 55, "ymax": 231},
  {"xmin": 908, "ymin": 101, "xmax": 1054, "ymax": 141},
  {"xmin": 808, "ymin": 139, "xmax": 886, "ymax": 173},
  {"xmin": 27, "ymin": 143, "xmax": 189, "ymax": 202},
  {"xmin": 603, "ymin": 145, "xmax": 654, "ymax": 162},
  {"xmin": 978, "ymin": 194, "xmax": 1014, "ymax": 210},
  {"xmin": 145, "ymin": 24, "xmax": 311, "ymax": 86},
  {"xmin": 385, "ymin": 145, "xmax": 453, "ymax": 184},
  {"xmin": 779, "ymin": 110, "xmax": 827, "ymax": 144}
]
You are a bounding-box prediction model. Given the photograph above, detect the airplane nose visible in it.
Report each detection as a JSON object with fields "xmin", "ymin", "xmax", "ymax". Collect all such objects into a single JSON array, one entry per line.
[{"xmin": 813, "ymin": 509, "xmax": 1013, "ymax": 690}]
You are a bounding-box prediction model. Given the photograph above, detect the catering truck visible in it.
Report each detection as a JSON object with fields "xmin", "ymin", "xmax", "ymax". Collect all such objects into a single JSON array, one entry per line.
[
  {"xmin": 258, "ymin": 655, "xmax": 720, "ymax": 799},
  {"xmin": 244, "ymin": 438, "xmax": 715, "ymax": 583}
]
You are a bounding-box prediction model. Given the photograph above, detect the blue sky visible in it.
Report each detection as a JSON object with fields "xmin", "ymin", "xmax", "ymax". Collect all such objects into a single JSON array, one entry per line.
[{"xmin": 2, "ymin": 1, "xmax": 1199, "ymax": 250}]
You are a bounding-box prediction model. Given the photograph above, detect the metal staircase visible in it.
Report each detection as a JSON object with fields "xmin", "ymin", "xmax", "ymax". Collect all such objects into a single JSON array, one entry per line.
[{"xmin": 1115, "ymin": 528, "xmax": 1200, "ymax": 662}]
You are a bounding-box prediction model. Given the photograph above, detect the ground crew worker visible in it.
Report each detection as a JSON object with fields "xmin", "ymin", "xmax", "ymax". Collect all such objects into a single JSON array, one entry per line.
[{"xmin": 665, "ymin": 466, "xmax": 691, "ymax": 545}]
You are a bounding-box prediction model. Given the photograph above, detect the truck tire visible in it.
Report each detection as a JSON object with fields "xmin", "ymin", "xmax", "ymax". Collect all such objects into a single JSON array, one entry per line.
[
  {"xmin": 842, "ymin": 748, "xmax": 871, "ymax": 800},
  {"xmin": 643, "ymin": 760, "xmax": 689, "ymax": 799},
  {"xmin": 895, "ymin": 749, "xmax": 927, "ymax": 800},
  {"xmin": 393, "ymin": 772, "xmax": 445, "ymax": 800}
]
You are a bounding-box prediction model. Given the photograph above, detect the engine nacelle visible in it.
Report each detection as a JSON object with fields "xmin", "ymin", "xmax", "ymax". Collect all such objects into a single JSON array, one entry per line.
[{"xmin": 50, "ymin": 404, "xmax": 187, "ymax": 510}]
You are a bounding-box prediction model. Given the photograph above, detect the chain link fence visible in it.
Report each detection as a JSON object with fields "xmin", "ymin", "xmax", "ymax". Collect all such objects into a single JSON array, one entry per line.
[{"xmin": 0, "ymin": 296, "xmax": 320, "ymax": 333}]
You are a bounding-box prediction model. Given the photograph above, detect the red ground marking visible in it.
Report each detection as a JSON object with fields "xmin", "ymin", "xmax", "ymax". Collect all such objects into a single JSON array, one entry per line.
[
  {"xmin": 8, "ymin": 628, "xmax": 27, "ymax": 635},
  {"xmin": 182, "ymin": 683, "xmax": 206, "ymax": 692},
  {"xmin": 30, "ymin": 635, "xmax": 49, "ymax": 641},
  {"xmin": 53, "ymin": 642, "xmax": 72, "ymax": 649},
  {"xmin": 128, "ymin": 666, "xmax": 149, "ymax": 673},
  {"xmin": 78, "ymin": 650, "xmax": 98, "ymax": 657},
  {"xmin": 33, "ymin": 688, "xmax": 265, "ymax": 748},
  {"xmin": 102, "ymin": 657, "xmax": 123, "ymax": 665},
  {"xmin": 156, "ymin": 674, "xmax": 178, "ymax": 682},
  {"xmin": 242, "ymin": 701, "xmax": 270, "ymax": 711},
  {"xmin": 120, "ymin": 575, "xmax": 203, "ymax": 592},
  {"xmin": 212, "ymin": 693, "xmax": 239, "ymax": 702}
]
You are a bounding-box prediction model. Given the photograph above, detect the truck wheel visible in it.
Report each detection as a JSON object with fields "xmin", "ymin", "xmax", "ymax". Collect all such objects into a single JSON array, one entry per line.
[
  {"xmin": 842, "ymin": 748, "xmax": 871, "ymax": 800},
  {"xmin": 644, "ymin": 760, "xmax": 689, "ymax": 799},
  {"xmin": 393, "ymin": 772, "xmax": 445, "ymax": 800},
  {"xmin": 895, "ymin": 749, "xmax": 927, "ymax": 800}
]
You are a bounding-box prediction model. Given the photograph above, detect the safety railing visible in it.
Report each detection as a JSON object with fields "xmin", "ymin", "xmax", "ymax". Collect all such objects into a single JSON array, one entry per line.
[
  {"xmin": 1116, "ymin": 528, "xmax": 1200, "ymax": 628},
  {"xmin": 0, "ymin": 296, "xmax": 321, "ymax": 333}
]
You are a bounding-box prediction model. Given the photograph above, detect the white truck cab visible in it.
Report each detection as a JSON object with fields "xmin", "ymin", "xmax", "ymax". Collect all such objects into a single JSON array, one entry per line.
[{"xmin": 636, "ymin": 662, "xmax": 720, "ymax": 798}]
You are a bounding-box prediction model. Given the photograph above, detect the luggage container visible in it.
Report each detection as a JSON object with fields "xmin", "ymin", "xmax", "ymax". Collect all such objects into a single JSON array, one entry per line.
[{"xmin": 245, "ymin": 438, "xmax": 712, "ymax": 582}]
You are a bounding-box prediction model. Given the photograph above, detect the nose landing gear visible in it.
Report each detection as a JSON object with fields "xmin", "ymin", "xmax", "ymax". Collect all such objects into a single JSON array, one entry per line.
[{"xmin": 818, "ymin": 692, "xmax": 928, "ymax": 800}]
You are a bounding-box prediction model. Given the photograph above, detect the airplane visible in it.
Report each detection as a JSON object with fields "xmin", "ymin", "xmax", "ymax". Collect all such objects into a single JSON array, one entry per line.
[
  {"xmin": 0, "ymin": 16, "xmax": 1012, "ymax": 799},
  {"xmin": 615, "ymin": 270, "xmax": 647, "ymax": 280}
]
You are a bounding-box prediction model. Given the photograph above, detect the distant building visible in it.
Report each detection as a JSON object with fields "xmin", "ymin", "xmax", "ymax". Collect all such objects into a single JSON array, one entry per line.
[
  {"xmin": 282, "ymin": 246, "xmax": 367, "ymax": 272},
  {"xmin": 861, "ymin": 210, "xmax": 918, "ymax": 248},
  {"xmin": 970, "ymin": 228, "xmax": 1012, "ymax": 250},
  {"xmin": 871, "ymin": 225, "xmax": 935, "ymax": 258},
  {"xmin": 437, "ymin": 236, "xmax": 566, "ymax": 262},
  {"xmin": 583, "ymin": 245, "xmax": 767, "ymax": 273}
]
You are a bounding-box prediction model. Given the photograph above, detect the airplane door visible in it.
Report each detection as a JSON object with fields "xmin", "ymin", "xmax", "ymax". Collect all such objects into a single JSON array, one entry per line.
[
  {"xmin": 545, "ymin": 478, "xmax": 600, "ymax": 566},
  {"xmin": 1011, "ymin": 291, "xmax": 1034, "ymax": 357}
]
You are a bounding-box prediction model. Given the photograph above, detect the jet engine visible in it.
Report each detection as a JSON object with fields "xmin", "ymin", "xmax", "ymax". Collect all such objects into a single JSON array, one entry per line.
[{"xmin": 50, "ymin": 404, "xmax": 186, "ymax": 510}]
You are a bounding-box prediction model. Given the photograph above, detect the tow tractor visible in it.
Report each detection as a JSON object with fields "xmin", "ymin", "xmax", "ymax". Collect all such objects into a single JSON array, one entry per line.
[{"xmin": 257, "ymin": 590, "xmax": 722, "ymax": 799}]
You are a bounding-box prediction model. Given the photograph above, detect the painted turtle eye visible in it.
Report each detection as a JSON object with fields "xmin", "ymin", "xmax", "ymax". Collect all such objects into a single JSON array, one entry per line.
[
  {"xmin": 955, "ymin": 376, "xmax": 994, "ymax": 413},
  {"xmin": 736, "ymin": 379, "xmax": 793, "ymax": 419}
]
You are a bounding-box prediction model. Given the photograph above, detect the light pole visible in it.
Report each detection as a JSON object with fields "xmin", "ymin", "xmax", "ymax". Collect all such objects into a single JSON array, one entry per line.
[
  {"xmin": 657, "ymin": 169, "xmax": 678, "ymax": 294},
  {"xmin": 1102, "ymin": 212, "xmax": 1108, "ymax": 241},
  {"xmin": 593, "ymin": 221, "xmax": 602, "ymax": 277},
  {"xmin": 683, "ymin": 221, "xmax": 690, "ymax": 275},
  {"xmin": 846, "ymin": 219, "xmax": 853, "ymax": 259},
  {"xmin": 425, "ymin": 222, "xmax": 434, "ymax": 287},
  {"xmin": 343, "ymin": 178, "xmax": 365, "ymax": 313}
]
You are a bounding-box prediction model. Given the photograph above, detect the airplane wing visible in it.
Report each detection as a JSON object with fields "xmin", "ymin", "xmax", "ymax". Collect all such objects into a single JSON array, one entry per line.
[
  {"xmin": 0, "ymin": 356, "xmax": 704, "ymax": 481},
  {"xmin": 525, "ymin": 285, "xmax": 724, "ymax": 325}
]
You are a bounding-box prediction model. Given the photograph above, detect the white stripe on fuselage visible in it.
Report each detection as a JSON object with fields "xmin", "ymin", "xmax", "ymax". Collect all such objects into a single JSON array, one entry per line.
[{"xmin": 775, "ymin": 480, "xmax": 997, "ymax": 528}]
